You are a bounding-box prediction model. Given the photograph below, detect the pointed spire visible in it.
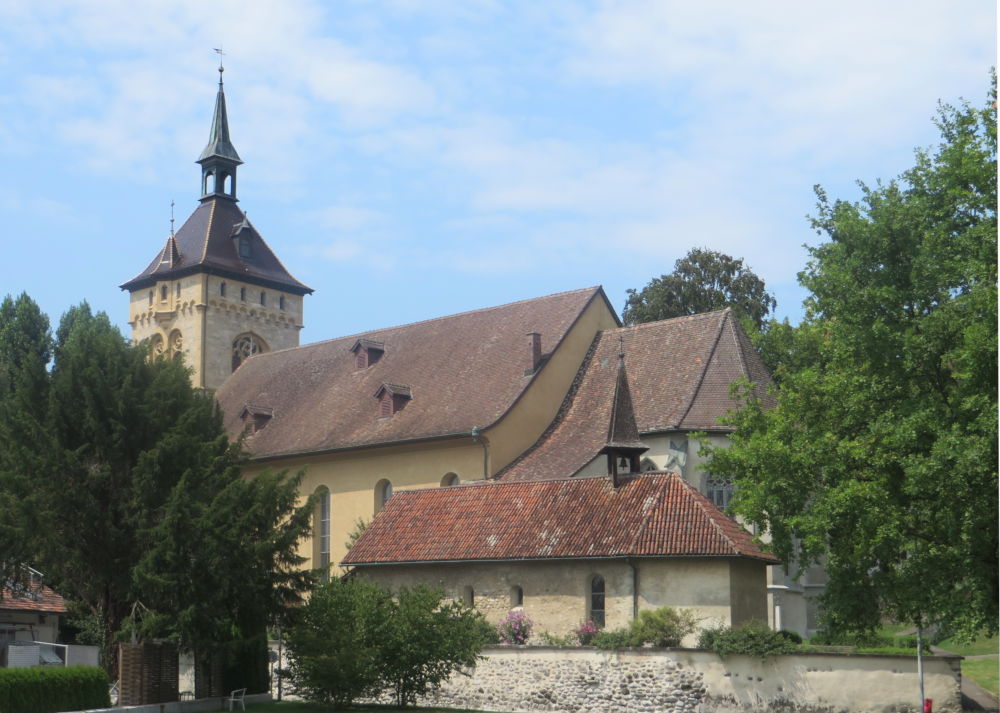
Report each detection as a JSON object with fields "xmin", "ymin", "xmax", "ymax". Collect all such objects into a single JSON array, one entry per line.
[
  {"xmin": 198, "ymin": 64, "xmax": 242, "ymax": 164},
  {"xmin": 599, "ymin": 337, "xmax": 648, "ymax": 487}
]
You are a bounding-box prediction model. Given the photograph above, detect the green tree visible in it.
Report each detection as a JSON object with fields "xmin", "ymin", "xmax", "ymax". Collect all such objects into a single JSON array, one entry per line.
[
  {"xmin": 623, "ymin": 248, "xmax": 776, "ymax": 330},
  {"xmin": 379, "ymin": 586, "xmax": 492, "ymax": 707},
  {"xmin": 0, "ymin": 300, "xmax": 314, "ymax": 678},
  {"xmin": 707, "ymin": 84, "xmax": 997, "ymax": 640},
  {"xmin": 286, "ymin": 581, "xmax": 492, "ymax": 708},
  {"xmin": 285, "ymin": 577, "xmax": 392, "ymax": 707}
]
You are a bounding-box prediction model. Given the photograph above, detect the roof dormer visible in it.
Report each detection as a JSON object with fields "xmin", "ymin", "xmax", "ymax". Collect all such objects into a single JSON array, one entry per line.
[
  {"xmin": 240, "ymin": 403, "xmax": 273, "ymax": 434},
  {"xmin": 374, "ymin": 383, "xmax": 411, "ymax": 418},
  {"xmin": 350, "ymin": 339, "xmax": 385, "ymax": 369}
]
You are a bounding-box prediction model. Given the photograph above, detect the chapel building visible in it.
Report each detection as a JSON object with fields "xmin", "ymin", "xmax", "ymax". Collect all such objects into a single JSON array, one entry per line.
[{"xmin": 123, "ymin": 72, "xmax": 824, "ymax": 639}]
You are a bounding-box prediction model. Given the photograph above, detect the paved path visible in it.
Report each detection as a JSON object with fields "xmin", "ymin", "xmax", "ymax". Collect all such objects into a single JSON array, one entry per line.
[{"xmin": 928, "ymin": 644, "xmax": 998, "ymax": 712}]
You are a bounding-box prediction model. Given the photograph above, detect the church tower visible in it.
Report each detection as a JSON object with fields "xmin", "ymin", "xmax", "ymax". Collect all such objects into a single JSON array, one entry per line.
[{"xmin": 121, "ymin": 67, "xmax": 312, "ymax": 391}]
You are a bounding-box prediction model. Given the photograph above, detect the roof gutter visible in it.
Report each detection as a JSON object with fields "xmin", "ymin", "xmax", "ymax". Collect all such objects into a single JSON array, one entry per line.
[{"xmin": 341, "ymin": 553, "xmax": 779, "ymax": 568}]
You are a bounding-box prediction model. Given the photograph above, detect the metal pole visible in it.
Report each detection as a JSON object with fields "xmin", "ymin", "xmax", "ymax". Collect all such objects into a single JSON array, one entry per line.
[{"xmin": 916, "ymin": 619, "xmax": 925, "ymax": 711}]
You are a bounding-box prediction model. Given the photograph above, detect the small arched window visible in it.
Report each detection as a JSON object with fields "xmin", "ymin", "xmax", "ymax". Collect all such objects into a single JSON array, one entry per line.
[
  {"xmin": 160, "ymin": 285, "xmax": 168, "ymax": 301},
  {"xmin": 148, "ymin": 291, "xmax": 153, "ymax": 305},
  {"xmin": 375, "ymin": 479, "xmax": 393, "ymax": 514},
  {"xmin": 589, "ymin": 575, "xmax": 605, "ymax": 628},
  {"xmin": 640, "ymin": 457, "xmax": 657, "ymax": 472},
  {"xmin": 148, "ymin": 334, "xmax": 165, "ymax": 358},
  {"xmin": 314, "ymin": 487, "xmax": 331, "ymax": 580},
  {"xmin": 168, "ymin": 330, "xmax": 183, "ymax": 361},
  {"xmin": 279, "ymin": 295, "xmax": 285, "ymax": 311},
  {"xmin": 220, "ymin": 281, "xmax": 227, "ymax": 297},
  {"xmin": 441, "ymin": 473, "xmax": 459, "ymax": 487},
  {"xmin": 240, "ymin": 287, "xmax": 246, "ymax": 302},
  {"xmin": 260, "ymin": 292, "xmax": 266, "ymax": 306},
  {"xmin": 510, "ymin": 585, "xmax": 523, "ymax": 608},
  {"xmin": 463, "ymin": 586, "xmax": 475, "ymax": 607}
]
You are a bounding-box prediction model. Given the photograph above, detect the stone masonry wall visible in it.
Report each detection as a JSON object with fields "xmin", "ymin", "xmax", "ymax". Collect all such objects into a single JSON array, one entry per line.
[{"xmin": 376, "ymin": 647, "xmax": 962, "ymax": 713}]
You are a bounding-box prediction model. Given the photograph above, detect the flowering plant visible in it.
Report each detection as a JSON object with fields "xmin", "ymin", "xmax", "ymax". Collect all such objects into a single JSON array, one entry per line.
[
  {"xmin": 497, "ymin": 609, "xmax": 533, "ymax": 645},
  {"xmin": 574, "ymin": 620, "xmax": 600, "ymax": 645}
]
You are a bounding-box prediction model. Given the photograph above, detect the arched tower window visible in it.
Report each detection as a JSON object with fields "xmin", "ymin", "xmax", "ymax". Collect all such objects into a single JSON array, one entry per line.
[
  {"xmin": 441, "ymin": 473, "xmax": 459, "ymax": 487},
  {"xmin": 168, "ymin": 330, "xmax": 184, "ymax": 361},
  {"xmin": 589, "ymin": 575, "xmax": 606, "ymax": 627},
  {"xmin": 148, "ymin": 334, "xmax": 165, "ymax": 358},
  {"xmin": 374, "ymin": 479, "xmax": 393, "ymax": 514},
  {"xmin": 232, "ymin": 333, "xmax": 268, "ymax": 372},
  {"xmin": 314, "ymin": 486, "xmax": 331, "ymax": 580}
]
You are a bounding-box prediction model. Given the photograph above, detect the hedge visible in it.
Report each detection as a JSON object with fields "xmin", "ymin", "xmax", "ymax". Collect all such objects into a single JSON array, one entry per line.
[{"xmin": 0, "ymin": 666, "xmax": 109, "ymax": 713}]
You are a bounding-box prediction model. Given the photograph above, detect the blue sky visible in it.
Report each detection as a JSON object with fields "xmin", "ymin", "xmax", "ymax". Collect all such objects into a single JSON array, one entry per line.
[{"xmin": 0, "ymin": 1, "xmax": 994, "ymax": 344}]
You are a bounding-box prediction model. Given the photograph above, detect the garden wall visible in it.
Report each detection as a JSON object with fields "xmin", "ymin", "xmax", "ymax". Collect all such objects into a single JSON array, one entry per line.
[{"xmin": 411, "ymin": 646, "xmax": 962, "ymax": 713}]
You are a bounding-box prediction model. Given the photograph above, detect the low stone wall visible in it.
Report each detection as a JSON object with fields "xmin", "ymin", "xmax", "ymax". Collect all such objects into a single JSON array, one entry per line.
[{"xmin": 407, "ymin": 646, "xmax": 961, "ymax": 713}]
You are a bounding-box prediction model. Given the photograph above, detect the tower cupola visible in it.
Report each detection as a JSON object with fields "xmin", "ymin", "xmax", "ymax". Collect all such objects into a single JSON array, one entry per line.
[{"xmin": 197, "ymin": 65, "xmax": 242, "ymax": 202}]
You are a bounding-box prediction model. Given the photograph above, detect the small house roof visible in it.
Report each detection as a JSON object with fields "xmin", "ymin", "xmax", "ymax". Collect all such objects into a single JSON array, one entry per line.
[{"xmin": 342, "ymin": 472, "xmax": 779, "ymax": 566}]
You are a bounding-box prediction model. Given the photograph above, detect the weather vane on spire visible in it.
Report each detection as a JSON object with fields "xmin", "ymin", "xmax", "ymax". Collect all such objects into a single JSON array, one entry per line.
[
  {"xmin": 213, "ymin": 47, "xmax": 226, "ymax": 83},
  {"xmin": 169, "ymin": 200, "xmax": 175, "ymax": 238}
]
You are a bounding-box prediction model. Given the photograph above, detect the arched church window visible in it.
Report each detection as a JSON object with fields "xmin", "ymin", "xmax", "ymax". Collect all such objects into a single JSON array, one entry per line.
[
  {"xmin": 232, "ymin": 333, "xmax": 268, "ymax": 372},
  {"xmin": 589, "ymin": 575, "xmax": 605, "ymax": 627},
  {"xmin": 314, "ymin": 486, "xmax": 331, "ymax": 581},
  {"xmin": 374, "ymin": 479, "xmax": 393, "ymax": 514},
  {"xmin": 640, "ymin": 457, "xmax": 657, "ymax": 472},
  {"xmin": 148, "ymin": 334, "xmax": 165, "ymax": 358},
  {"xmin": 168, "ymin": 330, "xmax": 183, "ymax": 361},
  {"xmin": 706, "ymin": 475, "xmax": 736, "ymax": 509},
  {"xmin": 441, "ymin": 473, "xmax": 459, "ymax": 487}
]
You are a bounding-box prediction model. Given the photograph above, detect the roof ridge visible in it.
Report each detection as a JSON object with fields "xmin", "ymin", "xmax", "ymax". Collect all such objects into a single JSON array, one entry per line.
[
  {"xmin": 726, "ymin": 311, "xmax": 751, "ymax": 380},
  {"xmin": 612, "ymin": 309, "xmax": 731, "ymax": 332},
  {"xmin": 246, "ymin": 286, "xmax": 605, "ymax": 362},
  {"xmin": 674, "ymin": 311, "xmax": 727, "ymax": 428}
]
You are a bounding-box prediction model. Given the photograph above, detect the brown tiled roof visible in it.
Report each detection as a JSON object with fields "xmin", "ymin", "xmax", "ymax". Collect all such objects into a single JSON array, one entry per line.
[
  {"xmin": 499, "ymin": 310, "xmax": 774, "ymax": 482},
  {"xmin": 342, "ymin": 472, "xmax": 779, "ymax": 565},
  {"xmin": 120, "ymin": 197, "xmax": 311, "ymax": 295},
  {"xmin": 215, "ymin": 287, "xmax": 613, "ymax": 459},
  {"xmin": 1, "ymin": 585, "xmax": 67, "ymax": 614}
]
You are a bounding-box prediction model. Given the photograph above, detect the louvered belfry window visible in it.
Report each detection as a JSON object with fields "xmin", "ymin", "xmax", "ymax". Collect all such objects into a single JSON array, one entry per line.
[{"xmin": 379, "ymin": 392, "xmax": 393, "ymax": 418}]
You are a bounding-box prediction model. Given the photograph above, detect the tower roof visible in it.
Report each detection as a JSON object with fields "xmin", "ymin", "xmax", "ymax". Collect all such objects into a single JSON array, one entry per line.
[
  {"xmin": 120, "ymin": 199, "xmax": 312, "ymax": 294},
  {"xmin": 599, "ymin": 347, "xmax": 648, "ymax": 456},
  {"xmin": 197, "ymin": 68, "xmax": 242, "ymax": 165}
]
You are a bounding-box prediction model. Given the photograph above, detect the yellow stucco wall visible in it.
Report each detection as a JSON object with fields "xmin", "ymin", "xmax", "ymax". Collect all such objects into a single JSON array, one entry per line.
[
  {"xmin": 128, "ymin": 274, "xmax": 303, "ymax": 390},
  {"xmin": 482, "ymin": 295, "xmax": 619, "ymax": 474}
]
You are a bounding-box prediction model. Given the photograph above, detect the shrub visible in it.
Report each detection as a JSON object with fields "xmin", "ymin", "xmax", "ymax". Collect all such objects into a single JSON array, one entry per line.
[
  {"xmin": 778, "ymin": 629, "xmax": 803, "ymax": 644},
  {"xmin": 497, "ymin": 609, "xmax": 533, "ymax": 645},
  {"xmin": 380, "ymin": 585, "xmax": 494, "ymax": 707},
  {"xmin": 699, "ymin": 619, "xmax": 797, "ymax": 658},
  {"xmin": 574, "ymin": 620, "xmax": 600, "ymax": 645},
  {"xmin": 627, "ymin": 606, "xmax": 699, "ymax": 647},
  {"xmin": 287, "ymin": 580, "xmax": 493, "ymax": 709},
  {"xmin": 592, "ymin": 629, "xmax": 633, "ymax": 649},
  {"xmin": 809, "ymin": 628, "xmax": 891, "ymax": 648},
  {"xmin": 285, "ymin": 577, "xmax": 392, "ymax": 707},
  {"xmin": 538, "ymin": 631, "xmax": 575, "ymax": 646},
  {"xmin": 0, "ymin": 666, "xmax": 109, "ymax": 713}
]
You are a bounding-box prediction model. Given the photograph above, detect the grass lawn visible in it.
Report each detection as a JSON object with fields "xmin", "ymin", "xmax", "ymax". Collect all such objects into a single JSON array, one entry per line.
[
  {"xmin": 248, "ymin": 702, "xmax": 500, "ymax": 713},
  {"xmin": 935, "ymin": 632, "xmax": 999, "ymax": 657},
  {"xmin": 962, "ymin": 657, "xmax": 999, "ymax": 698}
]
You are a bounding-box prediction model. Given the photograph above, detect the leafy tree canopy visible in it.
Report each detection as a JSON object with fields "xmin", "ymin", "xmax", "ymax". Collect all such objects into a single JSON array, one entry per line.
[
  {"xmin": 0, "ymin": 298, "xmax": 315, "ymax": 673},
  {"xmin": 623, "ymin": 247, "xmax": 776, "ymax": 330},
  {"xmin": 707, "ymin": 82, "xmax": 997, "ymax": 640}
]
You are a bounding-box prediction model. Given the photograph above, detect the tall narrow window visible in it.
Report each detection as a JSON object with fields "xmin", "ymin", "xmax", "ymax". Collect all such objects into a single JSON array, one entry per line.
[
  {"xmin": 260, "ymin": 292, "xmax": 266, "ymax": 306},
  {"xmin": 279, "ymin": 295, "xmax": 285, "ymax": 311},
  {"xmin": 375, "ymin": 479, "xmax": 393, "ymax": 514},
  {"xmin": 240, "ymin": 287, "xmax": 246, "ymax": 301},
  {"xmin": 160, "ymin": 285, "xmax": 168, "ymax": 301},
  {"xmin": 175, "ymin": 283, "xmax": 181, "ymax": 298},
  {"xmin": 315, "ymin": 487, "xmax": 331, "ymax": 580},
  {"xmin": 589, "ymin": 575, "xmax": 605, "ymax": 627},
  {"xmin": 220, "ymin": 282, "xmax": 227, "ymax": 297},
  {"xmin": 510, "ymin": 585, "xmax": 524, "ymax": 607},
  {"xmin": 148, "ymin": 291, "xmax": 153, "ymax": 305},
  {"xmin": 463, "ymin": 586, "xmax": 475, "ymax": 607}
]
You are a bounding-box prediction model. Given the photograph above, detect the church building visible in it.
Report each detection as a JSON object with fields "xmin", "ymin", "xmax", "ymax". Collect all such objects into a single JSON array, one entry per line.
[{"xmin": 122, "ymin": 71, "xmax": 823, "ymax": 639}]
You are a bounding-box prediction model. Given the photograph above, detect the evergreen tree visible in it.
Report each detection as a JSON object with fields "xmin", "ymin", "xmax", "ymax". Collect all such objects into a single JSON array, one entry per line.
[{"xmin": 0, "ymin": 299, "xmax": 314, "ymax": 677}]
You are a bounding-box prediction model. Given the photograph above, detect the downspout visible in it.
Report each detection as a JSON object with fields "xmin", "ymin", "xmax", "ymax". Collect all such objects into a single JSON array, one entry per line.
[
  {"xmin": 471, "ymin": 427, "xmax": 489, "ymax": 479},
  {"xmin": 200, "ymin": 274, "xmax": 208, "ymax": 390},
  {"xmin": 627, "ymin": 559, "xmax": 639, "ymax": 620}
]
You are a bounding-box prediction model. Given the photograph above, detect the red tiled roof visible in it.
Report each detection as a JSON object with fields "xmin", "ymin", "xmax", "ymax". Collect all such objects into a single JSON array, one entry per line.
[
  {"xmin": 1, "ymin": 585, "xmax": 67, "ymax": 614},
  {"xmin": 120, "ymin": 197, "xmax": 311, "ymax": 295},
  {"xmin": 499, "ymin": 310, "xmax": 775, "ymax": 482},
  {"xmin": 216, "ymin": 287, "xmax": 613, "ymax": 459},
  {"xmin": 342, "ymin": 472, "xmax": 779, "ymax": 565}
]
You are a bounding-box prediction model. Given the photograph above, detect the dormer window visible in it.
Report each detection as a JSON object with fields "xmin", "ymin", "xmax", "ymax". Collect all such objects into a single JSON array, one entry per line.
[
  {"xmin": 238, "ymin": 234, "xmax": 252, "ymax": 259},
  {"xmin": 240, "ymin": 404, "xmax": 273, "ymax": 434},
  {"xmin": 374, "ymin": 383, "xmax": 411, "ymax": 418},
  {"xmin": 350, "ymin": 339, "xmax": 385, "ymax": 369}
]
